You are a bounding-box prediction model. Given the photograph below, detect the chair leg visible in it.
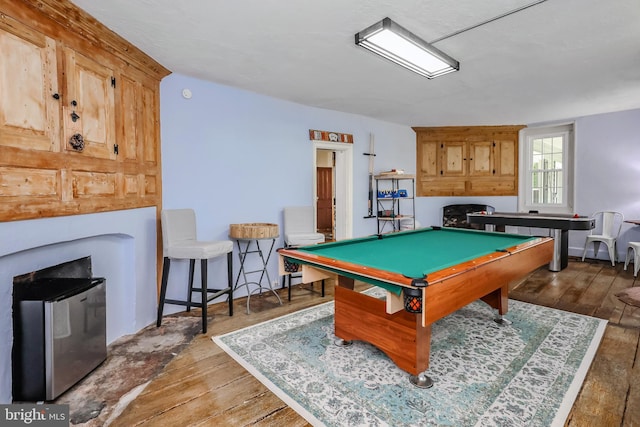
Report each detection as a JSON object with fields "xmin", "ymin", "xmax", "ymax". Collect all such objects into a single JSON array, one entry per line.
[
  {"xmin": 321, "ymin": 279, "xmax": 325, "ymax": 297},
  {"xmin": 156, "ymin": 257, "xmax": 171, "ymax": 327},
  {"xmin": 200, "ymin": 259, "xmax": 208, "ymax": 334},
  {"xmin": 288, "ymin": 274, "xmax": 292, "ymax": 301},
  {"xmin": 227, "ymin": 252, "xmax": 234, "ymax": 317},
  {"xmin": 607, "ymin": 243, "xmax": 616, "ymax": 266},
  {"xmin": 593, "ymin": 241, "xmax": 601, "ymax": 259},
  {"xmin": 635, "ymin": 250, "xmax": 640, "ymax": 277},
  {"xmin": 625, "ymin": 247, "xmax": 632, "ymax": 271},
  {"xmin": 187, "ymin": 259, "xmax": 196, "ymax": 312}
]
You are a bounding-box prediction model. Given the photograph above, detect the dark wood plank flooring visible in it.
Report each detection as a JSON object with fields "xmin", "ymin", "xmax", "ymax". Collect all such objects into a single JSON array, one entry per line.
[{"xmin": 112, "ymin": 259, "xmax": 640, "ymax": 426}]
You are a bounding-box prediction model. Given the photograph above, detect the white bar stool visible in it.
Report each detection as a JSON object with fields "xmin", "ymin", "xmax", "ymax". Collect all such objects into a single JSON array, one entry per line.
[{"xmin": 156, "ymin": 209, "xmax": 233, "ymax": 334}]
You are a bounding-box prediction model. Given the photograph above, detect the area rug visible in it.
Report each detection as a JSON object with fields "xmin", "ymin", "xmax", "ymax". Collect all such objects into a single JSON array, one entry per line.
[{"xmin": 212, "ymin": 288, "xmax": 607, "ymax": 427}]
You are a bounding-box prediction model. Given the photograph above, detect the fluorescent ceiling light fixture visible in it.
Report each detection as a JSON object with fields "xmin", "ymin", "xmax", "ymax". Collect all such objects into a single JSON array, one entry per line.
[{"xmin": 355, "ymin": 17, "xmax": 459, "ymax": 79}]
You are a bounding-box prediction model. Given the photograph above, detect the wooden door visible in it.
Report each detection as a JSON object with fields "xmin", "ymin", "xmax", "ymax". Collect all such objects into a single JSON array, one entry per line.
[{"xmin": 316, "ymin": 167, "xmax": 333, "ymax": 238}]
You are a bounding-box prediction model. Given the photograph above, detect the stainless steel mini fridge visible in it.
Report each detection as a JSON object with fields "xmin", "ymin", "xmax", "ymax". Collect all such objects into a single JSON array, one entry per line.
[{"xmin": 12, "ymin": 276, "xmax": 107, "ymax": 401}]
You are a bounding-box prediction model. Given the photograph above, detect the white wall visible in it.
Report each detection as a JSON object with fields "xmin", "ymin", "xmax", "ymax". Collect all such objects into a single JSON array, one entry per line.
[
  {"xmin": 572, "ymin": 109, "xmax": 640, "ymax": 259},
  {"xmin": 161, "ymin": 73, "xmax": 640, "ymax": 296},
  {"xmin": 160, "ymin": 74, "xmax": 417, "ymax": 301}
]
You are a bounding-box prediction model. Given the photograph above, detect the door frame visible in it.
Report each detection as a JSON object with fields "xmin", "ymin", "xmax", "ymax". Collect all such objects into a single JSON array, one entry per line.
[{"xmin": 312, "ymin": 141, "xmax": 353, "ymax": 240}]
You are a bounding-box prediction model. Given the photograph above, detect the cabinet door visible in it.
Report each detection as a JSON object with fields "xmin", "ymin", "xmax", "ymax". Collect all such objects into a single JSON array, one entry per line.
[
  {"xmin": 118, "ymin": 74, "xmax": 159, "ymax": 164},
  {"xmin": 119, "ymin": 75, "xmax": 139, "ymax": 162},
  {"xmin": 64, "ymin": 48, "xmax": 116, "ymax": 160},
  {"xmin": 0, "ymin": 18, "xmax": 60, "ymax": 152},
  {"xmin": 118, "ymin": 73, "xmax": 160, "ymax": 199},
  {"xmin": 441, "ymin": 141, "xmax": 466, "ymax": 177},
  {"xmin": 494, "ymin": 139, "xmax": 517, "ymax": 177},
  {"xmin": 469, "ymin": 141, "xmax": 493, "ymax": 177},
  {"xmin": 141, "ymin": 84, "xmax": 160, "ymax": 165},
  {"xmin": 417, "ymin": 138, "xmax": 438, "ymax": 177}
]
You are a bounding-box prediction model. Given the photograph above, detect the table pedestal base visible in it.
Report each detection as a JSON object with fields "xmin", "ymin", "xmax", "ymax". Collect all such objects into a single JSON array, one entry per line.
[{"xmin": 234, "ymin": 238, "xmax": 282, "ymax": 314}]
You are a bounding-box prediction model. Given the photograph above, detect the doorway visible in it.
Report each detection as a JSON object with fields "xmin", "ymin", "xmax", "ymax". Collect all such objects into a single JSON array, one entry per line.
[
  {"xmin": 316, "ymin": 161, "xmax": 334, "ymax": 240},
  {"xmin": 312, "ymin": 141, "xmax": 353, "ymax": 241}
]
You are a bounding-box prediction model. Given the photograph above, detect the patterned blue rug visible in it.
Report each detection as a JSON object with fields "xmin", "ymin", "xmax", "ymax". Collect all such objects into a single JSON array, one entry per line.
[{"xmin": 213, "ymin": 288, "xmax": 607, "ymax": 427}]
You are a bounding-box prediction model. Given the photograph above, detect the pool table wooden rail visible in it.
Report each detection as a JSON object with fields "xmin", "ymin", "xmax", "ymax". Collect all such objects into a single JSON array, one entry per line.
[
  {"xmin": 419, "ymin": 236, "xmax": 553, "ymax": 325},
  {"xmin": 278, "ymin": 236, "xmax": 552, "ymax": 293}
]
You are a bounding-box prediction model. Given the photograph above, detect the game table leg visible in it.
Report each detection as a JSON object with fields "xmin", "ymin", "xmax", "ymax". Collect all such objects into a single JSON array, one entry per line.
[{"xmin": 409, "ymin": 372, "xmax": 434, "ymax": 389}]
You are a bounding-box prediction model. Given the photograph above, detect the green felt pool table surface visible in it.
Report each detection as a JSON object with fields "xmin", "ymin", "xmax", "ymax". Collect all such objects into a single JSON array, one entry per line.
[{"xmin": 292, "ymin": 227, "xmax": 537, "ymax": 279}]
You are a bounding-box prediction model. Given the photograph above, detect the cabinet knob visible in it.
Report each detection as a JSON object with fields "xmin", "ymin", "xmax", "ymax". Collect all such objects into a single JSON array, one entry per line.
[
  {"xmin": 70, "ymin": 111, "xmax": 80, "ymax": 122},
  {"xmin": 71, "ymin": 100, "xmax": 77, "ymax": 107},
  {"xmin": 52, "ymin": 93, "xmax": 60, "ymax": 100}
]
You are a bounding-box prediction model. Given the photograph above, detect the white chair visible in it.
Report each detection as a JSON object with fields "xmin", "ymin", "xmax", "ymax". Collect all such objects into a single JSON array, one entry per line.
[
  {"xmin": 581, "ymin": 211, "xmax": 624, "ymax": 266},
  {"xmin": 283, "ymin": 206, "xmax": 326, "ymax": 247},
  {"xmin": 156, "ymin": 209, "xmax": 233, "ymax": 334},
  {"xmin": 624, "ymin": 242, "xmax": 640, "ymax": 277},
  {"xmin": 282, "ymin": 206, "xmax": 326, "ymax": 300}
]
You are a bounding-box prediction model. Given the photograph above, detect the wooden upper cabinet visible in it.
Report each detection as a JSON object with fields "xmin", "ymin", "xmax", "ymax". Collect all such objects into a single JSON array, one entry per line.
[
  {"xmin": 63, "ymin": 48, "xmax": 116, "ymax": 160},
  {"xmin": 0, "ymin": 17, "xmax": 60, "ymax": 153},
  {"xmin": 0, "ymin": 0, "xmax": 170, "ymax": 222},
  {"xmin": 413, "ymin": 125, "xmax": 525, "ymax": 197}
]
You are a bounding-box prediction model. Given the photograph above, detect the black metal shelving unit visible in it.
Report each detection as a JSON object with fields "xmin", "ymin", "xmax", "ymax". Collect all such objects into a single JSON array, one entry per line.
[{"xmin": 375, "ymin": 174, "xmax": 415, "ymax": 234}]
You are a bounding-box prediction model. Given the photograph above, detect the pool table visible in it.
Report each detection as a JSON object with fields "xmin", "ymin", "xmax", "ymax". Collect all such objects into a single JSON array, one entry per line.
[{"xmin": 278, "ymin": 227, "xmax": 553, "ymax": 387}]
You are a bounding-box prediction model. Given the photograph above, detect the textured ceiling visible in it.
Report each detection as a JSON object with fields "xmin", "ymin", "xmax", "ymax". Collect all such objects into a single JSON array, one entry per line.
[{"xmin": 70, "ymin": 0, "xmax": 640, "ymax": 126}]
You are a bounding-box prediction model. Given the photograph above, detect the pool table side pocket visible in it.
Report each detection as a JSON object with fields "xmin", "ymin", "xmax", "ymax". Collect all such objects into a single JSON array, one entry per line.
[{"xmin": 278, "ymin": 255, "xmax": 335, "ymax": 283}]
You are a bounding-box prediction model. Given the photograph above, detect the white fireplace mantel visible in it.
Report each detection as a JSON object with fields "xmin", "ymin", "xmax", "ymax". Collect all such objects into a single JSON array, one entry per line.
[{"xmin": 0, "ymin": 207, "xmax": 158, "ymax": 403}]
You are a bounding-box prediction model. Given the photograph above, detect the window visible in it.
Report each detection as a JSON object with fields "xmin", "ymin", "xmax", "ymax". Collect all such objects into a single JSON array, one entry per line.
[{"xmin": 519, "ymin": 124, "xmax": 574, "ymax": 214}]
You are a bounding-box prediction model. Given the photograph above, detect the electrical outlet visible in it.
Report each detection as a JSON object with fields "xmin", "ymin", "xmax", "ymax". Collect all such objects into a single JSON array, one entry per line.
[{"xmin": 272, "ymin": 280, "xmax": 279, "ymax": 288}]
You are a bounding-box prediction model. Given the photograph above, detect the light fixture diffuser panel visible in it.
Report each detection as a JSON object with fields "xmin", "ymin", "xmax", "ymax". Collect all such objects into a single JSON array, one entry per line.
[{"xmin": 355, "ymin": 17, "xmax": 459, "ymax": 79}]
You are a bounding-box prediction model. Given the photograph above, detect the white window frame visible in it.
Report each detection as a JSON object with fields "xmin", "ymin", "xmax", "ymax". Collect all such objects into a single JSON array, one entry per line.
[{"xmin": 518, "ymin": 123, "xmax": 575, "ymax": 214}]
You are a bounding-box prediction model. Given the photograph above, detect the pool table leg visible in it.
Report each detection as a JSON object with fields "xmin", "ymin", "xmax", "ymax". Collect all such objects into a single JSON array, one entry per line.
[
  {"xmin": 409, "ymin": 372, "xmax": 434, "ymax": 388},
  {"xmin": 479, "ymin": 285, "xmax": 512, "ymax": 325},
  {"xmin": 334, "ymin": 281, "xmax": 433, "ymax": 386}
]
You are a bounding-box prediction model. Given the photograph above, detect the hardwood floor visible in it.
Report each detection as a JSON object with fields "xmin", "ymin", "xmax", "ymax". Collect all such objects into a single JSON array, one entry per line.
[{"xmin": 112, "ymin": 260, "xmax": 640, "ymax": 426}]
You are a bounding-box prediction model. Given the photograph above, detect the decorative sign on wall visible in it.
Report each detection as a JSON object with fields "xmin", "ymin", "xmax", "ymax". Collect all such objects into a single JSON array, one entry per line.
[{"xmin": 309, "ymin": 129, "xmax": 353, "ymax": 143}]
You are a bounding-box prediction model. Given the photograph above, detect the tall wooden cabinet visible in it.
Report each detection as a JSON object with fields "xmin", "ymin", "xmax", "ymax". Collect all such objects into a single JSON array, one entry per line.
[
  {"xmin": 0, "ymin": 0, "xmax": 170, "ymax": 222},
  {"xmin": 413, "ymin": 126, "xmax": 525, "ymax": 197}
]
